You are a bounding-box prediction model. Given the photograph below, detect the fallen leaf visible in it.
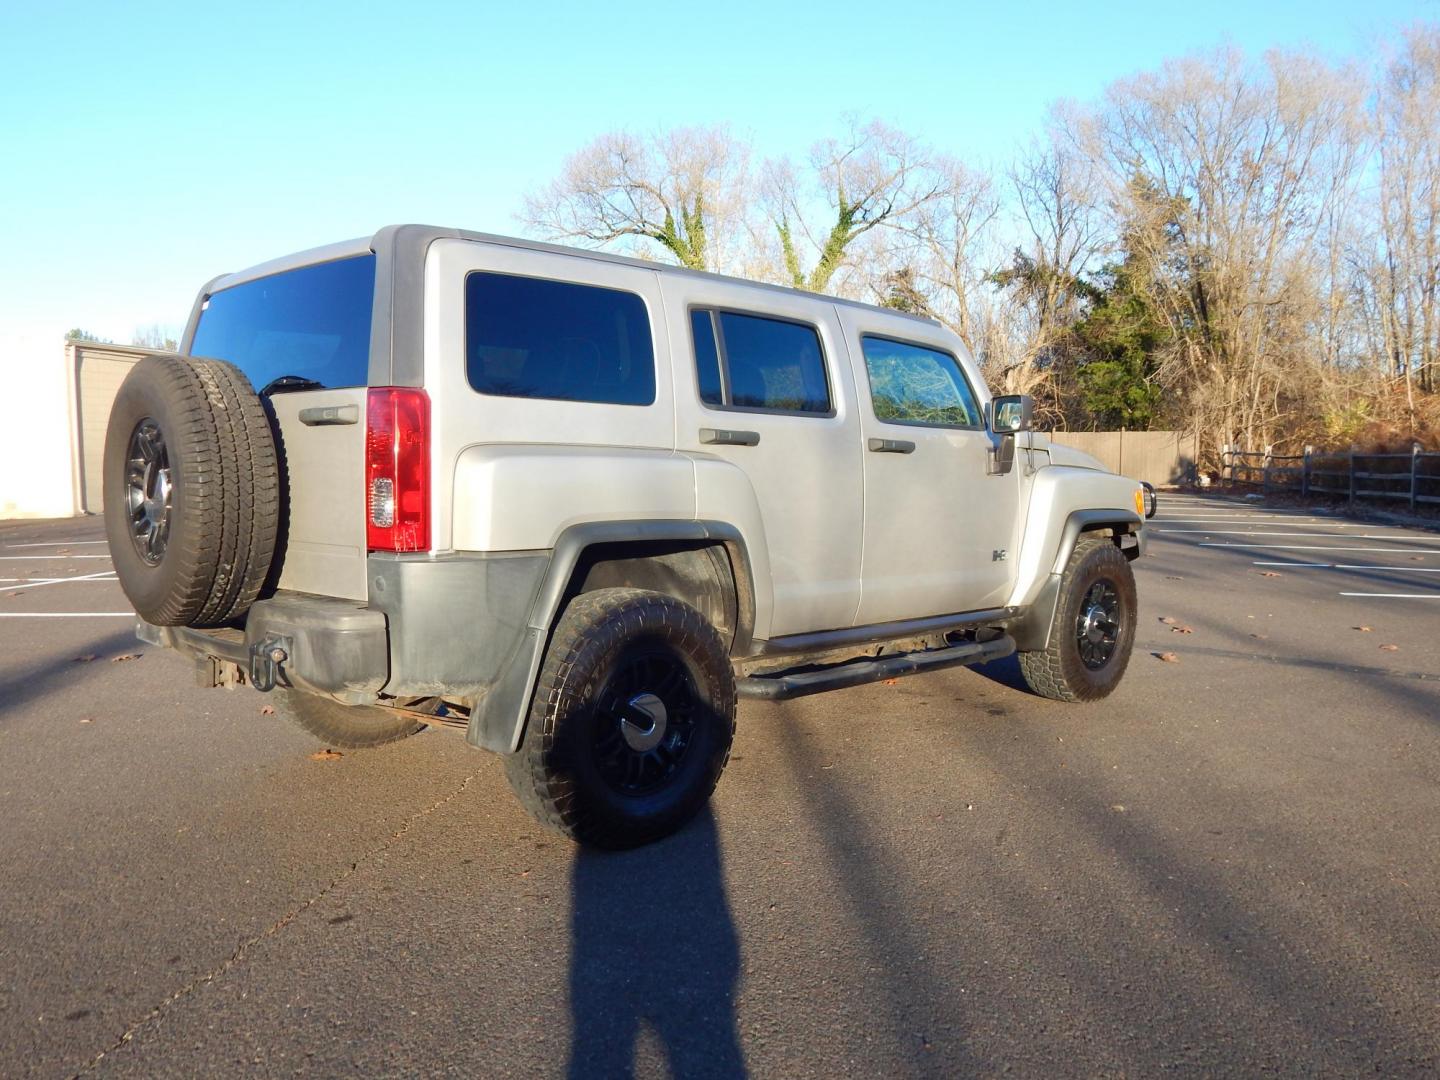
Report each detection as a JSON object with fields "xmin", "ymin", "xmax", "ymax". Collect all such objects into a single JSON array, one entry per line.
[
  {"xmin": 1410, "ymin": 556, "xmax": 1425, "ymax": 562},
  {"xmin": 1170, "ymin": 625, "xmax": 1194, "ymax": 634},
  {"xmin": 309, "ymin": 748, "xmax": 344, "ymax": 761},
  {"xmin": 1111, "ymin": 804, "xmax": 1127, "ymax": 813},
  {"xmin": 1164, "ymin": 575, "xmax": 1185, "ymax": 580},
  {"xmin": 57, "ymin": 548, "xmax": 72, "ymax": 555},
  {"xmin": 110, "ymin": 654, "xmax": 142, "ymax": 663},
  {"xmin": 259, "ymin": 705, "xmax": 275, "ymax": 716},
  {"xmin": 1249, "ymin": 633, "xmax": 1268, "ymax": 639},
  {"xmin": 1353, "ymin": 625, "xmax": 1373, "ymax": 632},
  {"xmin": 1156, "ymin": 652, "xmax": 1180, "ymax": 663},
  {"xmin": 79, "ymin": 718, "xmax": 93, "ymax": 724},
  {"xmin": 7, "ymin": 592, "xmax": 19, "ymax": 598},
  {"xmin": 72, "ymin": 654, "xmax": 96, "ymax": 663},
  {"xmin": 1379, "ymin": 644, "xmax": 1399, "ymax": 652},
  {"xmin": 1259, "ymin": 571, "xmax": 1282, "ymax": 578},
  {"xmin": 882, "ymin": 678, "xmax": 899, "ymax": 686},
  {"xmin": 1159, "ymin": 616, "xmax": 1179, "ymax": 625}
]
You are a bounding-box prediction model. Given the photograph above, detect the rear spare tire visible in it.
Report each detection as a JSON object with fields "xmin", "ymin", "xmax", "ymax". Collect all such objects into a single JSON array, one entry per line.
[{"xmin": 103, "ymin": 354, "xmax": 280, "ymax": 627}]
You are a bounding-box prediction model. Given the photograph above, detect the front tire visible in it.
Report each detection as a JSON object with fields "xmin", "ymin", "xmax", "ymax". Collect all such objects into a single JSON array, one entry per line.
[
  {"xmin": 1018, "ymin": 535, "xmax": 1137, "ymax": 702},
  {"xmin": 504, "ymin": 588, "xmax": 736, "ymax": 849}
]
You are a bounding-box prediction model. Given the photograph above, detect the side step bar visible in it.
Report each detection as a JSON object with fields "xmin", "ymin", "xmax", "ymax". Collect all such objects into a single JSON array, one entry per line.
[{"xmin": 736, "ymin": 635, "xmax": 1015, "ymax": 701}]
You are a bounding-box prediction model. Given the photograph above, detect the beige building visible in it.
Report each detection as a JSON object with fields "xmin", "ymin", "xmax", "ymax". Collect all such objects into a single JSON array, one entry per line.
[{"xmin": 0, "ymin": 339, "xmax": 148, "ymax": 519}]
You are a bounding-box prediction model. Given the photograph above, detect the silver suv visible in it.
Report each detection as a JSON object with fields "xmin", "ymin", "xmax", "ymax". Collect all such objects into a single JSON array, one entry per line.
[{"xmin": 104, "ymin": 225, "xmax": 1147, "ymax": 848}]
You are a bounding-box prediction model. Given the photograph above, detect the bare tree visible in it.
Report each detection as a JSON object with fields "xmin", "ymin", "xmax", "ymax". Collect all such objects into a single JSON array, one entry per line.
[
  {"xmin": 132, "ymin": 324, "xmax": 178, "ymax": 351},
  {"xmin": 1085, "ymin": 47, "xmax": 1366, "ymax": 455},
  {"xmin": 760, "ymin": 120, "xmax": 951, "ymax": 294},
  {"xmin": 522, "ymin": 126, "xmax": 749, "ymax": 272},
  {"xmin": 1366, "ymin": 25, "xmax": 1440, "ymax": 408}
]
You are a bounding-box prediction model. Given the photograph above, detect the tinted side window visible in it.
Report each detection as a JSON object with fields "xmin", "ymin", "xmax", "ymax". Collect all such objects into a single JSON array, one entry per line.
[
  {"xmin": 191, "ymin": 254, "xmax": 376, "ymax": 392},
  {"xmin": 691, "ymin": 310, "xmax": 723, "ymax": 406},
  {"xmin": 466, "ymin": 272, "xmax": 655, "ymax": 406},
  {"xmin": 861, "ymin": 336, "xmax": 981, "ymax": 428},
  {"xmin": 692, "ymin": 310, "xmax": 829, "ymax": 414}
]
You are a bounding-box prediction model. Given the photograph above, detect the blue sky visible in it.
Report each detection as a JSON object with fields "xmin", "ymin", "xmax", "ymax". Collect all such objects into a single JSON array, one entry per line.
[{"xmin": 1, "ymin": 0, "xmax": 1435, "ymax": 343}]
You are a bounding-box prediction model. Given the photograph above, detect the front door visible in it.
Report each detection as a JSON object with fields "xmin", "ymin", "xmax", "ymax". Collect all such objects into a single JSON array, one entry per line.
[{"xmin": 837, "ymin": 309, "xmax": 1022, "ymax": 627}]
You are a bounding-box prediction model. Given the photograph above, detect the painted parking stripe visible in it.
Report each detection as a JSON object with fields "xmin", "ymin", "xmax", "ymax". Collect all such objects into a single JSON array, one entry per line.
[
  {"xmin": 0, "ymin": 612, "xmax": 134, "ymax": 618},
  {"xmin": 1, "ymin": 570, "xmax": 120, "ymax": 593},
  {"xmin": 1338, "ymin": 592, "xmax": 1440, "ymax": 599},
  {"xmin": 0, "ymin": 555, "xmax": 112, "ymax": 560},
  {"xmin": 1152, "ymin": 521, "xmax": 1353, "ymax": 527},
  {"xmin": 1159, "ymin": 530, "xmax": 1440, "ymax": 541},
  {"xmin": 5, "ymin": 541, "xmax": 109, "ymax": 548},
  {"xmin": 1253, "ymin": 561, "xmax": 1440, "ymax": 572},
  {"xmin": 1200, "ymin": 543, "xmax": 1440, "ymax": 552}
]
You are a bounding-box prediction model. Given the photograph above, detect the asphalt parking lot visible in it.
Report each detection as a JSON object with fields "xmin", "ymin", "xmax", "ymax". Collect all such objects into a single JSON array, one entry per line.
[{"xmin": 2, "ymin": 495, "xmax": 1438, "ymax": 1078}]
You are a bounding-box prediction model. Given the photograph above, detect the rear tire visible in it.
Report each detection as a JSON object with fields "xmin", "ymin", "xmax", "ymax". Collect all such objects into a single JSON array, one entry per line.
[
  {"xmin": 504, "ymin": 588, "xmax": 736, "ymax": 849},
  {"xmin": 103, "ymin": 354, "xmax": 279, "ymax": 627},
  {"xmin": 275, "ymin": 690, "xmax": 428, "ymax": 749},
  {"xmin": 1018, "ymin": 535, "xmax": 1137, "ymax": 702}
]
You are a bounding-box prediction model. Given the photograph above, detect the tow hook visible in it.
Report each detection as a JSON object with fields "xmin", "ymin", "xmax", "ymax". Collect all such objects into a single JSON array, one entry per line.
[{"xmin": 248, "ymin": 635, "xmax": 292, "ymax": 692}]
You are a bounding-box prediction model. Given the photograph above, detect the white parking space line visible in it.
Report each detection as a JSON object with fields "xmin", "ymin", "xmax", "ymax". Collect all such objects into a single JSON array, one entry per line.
[
  {"xmin": 1157, "ymin": 518, "xmax": 1359, "ymax": 525},
  {"xmin": 5, "ymin": 541, "xmax": 109, "ymax": 548},
  {"xmin": 1159, "ymin": 530, "xmax": 1440, "ymax": 540},
  {"xmin": 1339, "ymin": 592, "xmax": 1440, "ymax": 599},
  {"xmin": 0, "ymin": 558, "xmax": 110, "ymax": 567},
  {"xmin": 1253, "ymin": 561, "xmax": 1440, "ymax": 572},
  {"xmin": 0, "ymin": 612, "xmax": 134, "ymax": 618},
  {"xmin": 2, "ymin": 570, "xmax": 120, "ymax": 593},
  {"xmin": 1199, "ymin": 543, "xmax": 1440, "ymax": 552}
]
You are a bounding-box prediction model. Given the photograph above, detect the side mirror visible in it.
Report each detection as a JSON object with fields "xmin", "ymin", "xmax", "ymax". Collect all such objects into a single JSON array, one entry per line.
[{"xmin": 989, "ymin": 394, "xmax": 1034, "ymax": 434}]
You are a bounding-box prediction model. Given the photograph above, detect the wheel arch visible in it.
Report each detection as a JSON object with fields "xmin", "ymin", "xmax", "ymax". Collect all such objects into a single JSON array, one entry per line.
[
  {"xmin": 470, "ymin": 519, "xmax": 756, "ymax": 754},
  {"xmin": 1007, "ymin": 509, "xmax": 1143, "ymax": 653}
]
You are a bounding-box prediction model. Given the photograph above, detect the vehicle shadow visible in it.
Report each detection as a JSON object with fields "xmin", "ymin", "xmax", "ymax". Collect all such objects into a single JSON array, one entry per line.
[{"xmin": 567, "ymin": 806, "xmax": 746, "ymax": 1079}]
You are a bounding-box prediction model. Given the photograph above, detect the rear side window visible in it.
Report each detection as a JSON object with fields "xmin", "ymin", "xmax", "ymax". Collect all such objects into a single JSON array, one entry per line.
[
  {"xmin": 190, "ymin": 255, "xmax": 376, "ymax": 392},
  {"xmin": 689, "ymin": 309, "xmax": 830, "ymax": 414},
  {"xmin": 466, "ymin": 272, "xmax": 655, "ymax": 406},
  {"xmin": 861, "ymin": 335, "xmax": 981, "ymax": 428}
]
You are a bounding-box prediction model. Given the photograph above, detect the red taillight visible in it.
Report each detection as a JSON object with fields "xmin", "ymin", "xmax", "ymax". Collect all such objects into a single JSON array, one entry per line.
[{"xmin": 365, "ymin": 387, "xmax": 430, "ymax": 552}]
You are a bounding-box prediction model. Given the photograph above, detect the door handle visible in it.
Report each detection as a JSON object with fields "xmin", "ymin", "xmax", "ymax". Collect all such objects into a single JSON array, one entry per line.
[
  {"xmin": 298, "ymin": 405, "xmax": 359, "ymax": 426},
  {"xmin": 700, "ymin": 428, "xmax": 760, "ymax": 447},
  {"xmin": 867, "ymin": 437, "xmax": 916, "ymax": 454}
]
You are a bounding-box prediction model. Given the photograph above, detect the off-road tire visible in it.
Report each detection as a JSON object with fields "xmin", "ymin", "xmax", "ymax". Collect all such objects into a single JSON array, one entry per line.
[
  {"xmin": 1018, "ymin": 535, "xmax": 1137, "ymax": 703},
  {"xmin": 504, "ymin": 588, "xmax": 736, "ymax": 849},
  {"xmin": 103, "ymin": 354, "xmax": 279, "ymax": 627},
  {"xmin": 275, "ymin": 690, "xmax": 428, "ymax": 749}
]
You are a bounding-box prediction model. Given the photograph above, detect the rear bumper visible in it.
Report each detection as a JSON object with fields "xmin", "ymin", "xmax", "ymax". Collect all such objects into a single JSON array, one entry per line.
[{"xmin": 137, "ymin": 592, "xmax": 389, "ymax": 698}]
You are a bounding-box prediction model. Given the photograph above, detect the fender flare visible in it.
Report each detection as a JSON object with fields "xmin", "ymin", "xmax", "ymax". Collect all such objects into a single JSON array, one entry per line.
[
  {"xmin": 1007, "ymin": 509, "xmax": 1144, "ymax": 653},
  {"xmin": 468, "ymin": 519, "xmax": 758, "ymax": 753}
]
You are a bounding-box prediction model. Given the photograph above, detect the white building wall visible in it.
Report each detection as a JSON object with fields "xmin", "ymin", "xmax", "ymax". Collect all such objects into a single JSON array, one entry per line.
[{"xmin": 0, "ymin": 326, "xmax": 78, "ymax": 519}]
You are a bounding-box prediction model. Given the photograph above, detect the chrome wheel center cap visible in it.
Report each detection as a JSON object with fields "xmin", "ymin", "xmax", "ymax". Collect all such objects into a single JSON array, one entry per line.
[
  {"xmin": 1081, "ymin": 604, "xmax": 1107, "ymax": 643},
  {"xmin": 620, "ymin": 692, "xmax": 668, "ymax": 752}
]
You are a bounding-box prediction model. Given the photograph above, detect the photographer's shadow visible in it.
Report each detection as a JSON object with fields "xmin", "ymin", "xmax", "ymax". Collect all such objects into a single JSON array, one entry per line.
[{"xmin": 567, "ymin": 808, "xmax": 746, "ymax": 1079}]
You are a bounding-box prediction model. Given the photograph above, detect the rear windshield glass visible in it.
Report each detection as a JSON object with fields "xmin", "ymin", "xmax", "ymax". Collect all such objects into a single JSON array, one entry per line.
[{"xmin": 190, "ymin": 254, "xmax": 375, "ymax": 392}]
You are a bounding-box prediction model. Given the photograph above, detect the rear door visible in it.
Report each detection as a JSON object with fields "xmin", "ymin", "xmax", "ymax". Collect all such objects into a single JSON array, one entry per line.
[
  {"xmin": 187, "ymin": 254, "xmax": 376, "ymax": 600},
  {"xmin": 662, "ymin": 278, "xmax": 864, "ymax": 638}
]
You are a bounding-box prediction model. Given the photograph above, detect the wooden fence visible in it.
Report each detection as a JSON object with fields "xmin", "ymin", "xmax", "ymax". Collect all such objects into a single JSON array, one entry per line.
[{"xmin": 1221, "ymin": 446, "xmax": 1440, "ymax": 511}]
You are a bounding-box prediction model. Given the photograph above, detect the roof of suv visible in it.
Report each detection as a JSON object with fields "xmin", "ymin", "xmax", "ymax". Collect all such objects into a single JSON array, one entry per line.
[{"xmin": 206, "ymin": 224, "xmax": 942, "ymax": 328}]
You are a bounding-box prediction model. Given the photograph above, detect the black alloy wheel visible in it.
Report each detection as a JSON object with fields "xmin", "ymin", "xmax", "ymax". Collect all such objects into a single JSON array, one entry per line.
[
  {"xmin": 125, "ymin": 418, "xmax": 172, "ymax": 565},
  {"xmin": 1075, "ymin": 579, "xmax": 1122, "ymax": 670},
  {"xmin": 592, "ymin": 648, "xmax": 699, "ymax": 797}
]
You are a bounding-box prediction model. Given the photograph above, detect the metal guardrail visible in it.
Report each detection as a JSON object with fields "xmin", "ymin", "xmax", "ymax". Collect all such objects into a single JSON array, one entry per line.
[{"xmin": 1220, "ymin": 446, "xmax": 1440, "ymax": 511}]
